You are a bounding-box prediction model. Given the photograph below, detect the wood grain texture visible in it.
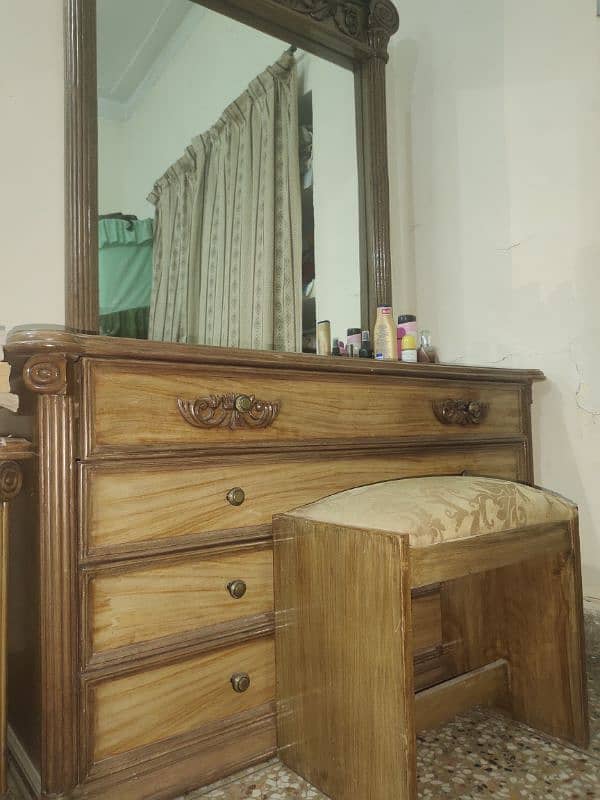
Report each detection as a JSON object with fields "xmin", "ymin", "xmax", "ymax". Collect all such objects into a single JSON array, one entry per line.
[
  {"xmin": 73, "ymin": 707, "xmax": 275, "ymax": 799},
  {"xmin": 86, "ymin": 546, "xmax": 273, "ymax": 660},
  {"xmin": 411, "ymin": 521, "xmax": 571, "ymax": 588},
  {"xmin": 441, "ymin": 521, "xmax": 589, "ymax": 747},
  {"xmin": 83, "ymin": 358, "xmax": 525, "ymax": 455},
  {"xmin": 414, "ymin": 660, "xmax": 510, "ymax": 734},
  {"xmin": 81, "ymin": 445, "xmax": 524, "ymax": 557},
  {"xmin": 275, "ymin": 517, "xmax": 416, "ymax": 800},
  {"xmin": 412, "ymin": 591, "xmax": 441, "ymax": 654},
  {"xmin": 87, "ymin": 637, "xmax": 275, "ymax": 764}
]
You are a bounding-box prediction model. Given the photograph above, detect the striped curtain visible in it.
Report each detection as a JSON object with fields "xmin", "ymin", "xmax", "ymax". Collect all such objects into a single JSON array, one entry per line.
[{"xmin": 148, "ymin": 52, "xmax": 302, "ymax": 351}]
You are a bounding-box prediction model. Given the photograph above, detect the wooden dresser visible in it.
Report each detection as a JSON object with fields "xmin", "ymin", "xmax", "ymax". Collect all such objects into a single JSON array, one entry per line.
[{"xmin": 3, "ymin": 329, "xmax": 543, "ymax": 800}]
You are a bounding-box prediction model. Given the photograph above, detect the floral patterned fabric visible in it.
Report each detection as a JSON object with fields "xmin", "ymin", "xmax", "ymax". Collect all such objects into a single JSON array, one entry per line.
[{"xmin": 289, "ymin": 476, "xmax": 577, "ymax": 547}]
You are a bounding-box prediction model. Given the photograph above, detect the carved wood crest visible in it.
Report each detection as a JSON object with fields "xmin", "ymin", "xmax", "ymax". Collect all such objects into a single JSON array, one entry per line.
[
  {"xmin": 177, "ymin": 393, "xmax": 280, "ymax": 430},
  {"xmin": 432, "ymin": 399, "xmax": 489, "ymax": 426},
  {"xmin": 273, "ymin": 0, "xmax": 399, "ymax": 51}
]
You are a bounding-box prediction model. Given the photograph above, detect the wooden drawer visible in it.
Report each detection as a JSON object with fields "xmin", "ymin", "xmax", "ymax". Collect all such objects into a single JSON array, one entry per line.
[
  {"xmin": 83, "ymin": 595, "xmax": 441, "ymax": 769},
  {"xmin": 83, "ymin": 545, "xmax": 273, "ymax": 666},
  {"xmin": 80, "ymin": 444, "xmax": 525, "ymax": 560},
  {"xmin": 84, "ymin": 637, "xmax": 275, "ymax": 766},
  {"xmin": 81, "ymin": 359, "xmax": 525, "ymax": 456}
]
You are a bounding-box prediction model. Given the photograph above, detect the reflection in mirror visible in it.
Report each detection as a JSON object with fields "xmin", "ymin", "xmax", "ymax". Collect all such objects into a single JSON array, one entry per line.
[{"xmin": 97, "ymin": 0, "xmax": 362, "ymax": 353}]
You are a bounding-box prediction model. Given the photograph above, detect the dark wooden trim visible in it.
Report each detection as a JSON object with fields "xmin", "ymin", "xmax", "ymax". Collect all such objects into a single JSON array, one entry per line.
[
  {"xmin": 73, "ymin": 705, "xmax": 276, "ymax": 800},
  {"xmin": 521, "ymin": 382, "xmax": 535, "ymax": 484},
  {"xmin": 357, "ymin": 7, "xmax": 398, "ymax": 323},
  {"xmin": 6, "ymin": 328, "xmax": 545, "ymax": 383},
  {"xmin": 64, "ymin": 0, "xmax": 399, "ymax": 335},
  {"xmin": 64, "ymin": 0, "xmax": 98, "ymax": 333},
  {"xmin": 38, "ymin": 394, "xmax": 79, "ymax": 794},
  {"xmin": 81, "ymin": 614, "xmax": 275, "ymax": 681}
]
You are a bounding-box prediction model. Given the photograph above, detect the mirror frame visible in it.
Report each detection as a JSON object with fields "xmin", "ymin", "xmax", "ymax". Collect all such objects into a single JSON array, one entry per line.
[{"xmin": 64, "ymin": 0, "xmax": 399, "ymax": 337}]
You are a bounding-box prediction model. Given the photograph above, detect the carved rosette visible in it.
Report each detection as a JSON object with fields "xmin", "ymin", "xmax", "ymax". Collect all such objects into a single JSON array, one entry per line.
[
  {"xmin": 177, "ymin": 393, "xmax": 280, "ymax": 431},
  {"xmin": 275, "ymin": 0, "xmax": 367, "ymax": 39},
  {"xmin": 0, "ymin": 460, "xmax": 23, "ymax": 501},
  {"xmin": 432, "ymin": 399, "xmax": 489, "ymax": 426},
  {"xmin": 23, "ymin": 354, "xmax": 68, "ymax": 395}
]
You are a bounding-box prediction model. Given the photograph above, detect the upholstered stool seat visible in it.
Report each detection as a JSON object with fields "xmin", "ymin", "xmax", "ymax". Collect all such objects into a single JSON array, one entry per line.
[
  {"xmin": 291, "ymin": 475, "xmax": 578, "ymax": 546},
  {"xmin": 274, "ymin": 476, "xmax": 589, "ymax": 800}
]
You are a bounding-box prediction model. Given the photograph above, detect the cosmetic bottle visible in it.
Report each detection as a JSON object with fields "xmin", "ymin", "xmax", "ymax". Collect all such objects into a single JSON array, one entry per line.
[
  {"xmin": 397, "ymin": 314, "xmax": 417, "ymax": 360},
  {"xmin": 317, "ymin": 320, "xmax": 331, "ymax": 356},
  {"xmin": 359, "ymin": 329, "xmax": 372, "ymax": 358},
  {"xmin": 374, "ymin": 306, "xmax": 398, "ymax": 361},
  {"xmin": 347, "ymin": 328, "xmax": 361, "ymax": 356},
  {"xmin": 417, "ymin": 330, "xmax": 438, "ymax": 363},
  {"xmin": 400, "ymin": 334, "xmax": 417, "ymax": 363}
]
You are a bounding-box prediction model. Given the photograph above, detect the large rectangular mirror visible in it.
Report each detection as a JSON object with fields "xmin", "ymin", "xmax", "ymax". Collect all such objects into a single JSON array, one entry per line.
[
  {"xmin": 65, "ymin": 0, "xmax": 400, "ymax": 352},
  {"xmin": 97, "ymin": 0, "xmax": 361, "ymax": 352}
]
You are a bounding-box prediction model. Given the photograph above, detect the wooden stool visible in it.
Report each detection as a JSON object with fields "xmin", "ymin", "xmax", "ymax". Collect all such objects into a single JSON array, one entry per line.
[{"xmin": 274, "ymin": 476, "xmax": 589, "ymax": 800}]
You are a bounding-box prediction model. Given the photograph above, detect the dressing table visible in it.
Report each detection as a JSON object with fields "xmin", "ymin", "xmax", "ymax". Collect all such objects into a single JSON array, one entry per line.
[
  {"xmin": 4, "ymin": 329, "xmax": 542, "ymax": 799},
  {"xmin": 3, "ymin": 1, "xmax": 545, "ymax": 798}
]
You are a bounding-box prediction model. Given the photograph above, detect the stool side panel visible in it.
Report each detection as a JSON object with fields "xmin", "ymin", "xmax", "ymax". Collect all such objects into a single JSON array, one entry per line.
[{"xmin": 274, "ymin": 516, "xmax": 417, "ymax": 800}]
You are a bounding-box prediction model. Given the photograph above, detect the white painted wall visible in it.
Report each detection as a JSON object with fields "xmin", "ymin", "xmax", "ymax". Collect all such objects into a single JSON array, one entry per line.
[
  {"xmin": 388, "ymin": 0, "xmax": 600, "ymax": 596},
  {"xmin": 98, "ymin": 6, "xmax": 362, "ymax": 340},
  {"xmin": 0, "ymin": 0, "xmax": 65, "ymax": 332}
]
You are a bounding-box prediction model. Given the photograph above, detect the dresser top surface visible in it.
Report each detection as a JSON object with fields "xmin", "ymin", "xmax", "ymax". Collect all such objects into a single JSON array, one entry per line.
[{"xmin": 5, "ymin": 328, "xmax": 544, "ymax": 385}]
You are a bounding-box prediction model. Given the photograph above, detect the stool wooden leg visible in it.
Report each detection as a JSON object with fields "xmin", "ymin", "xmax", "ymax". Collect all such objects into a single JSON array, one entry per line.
[
  {"xmin": 496, "ymin": 518, "xmax": 589, "ymax": 746},
  {"xmin": 442, "ymin": 519, "xmax": 589, "ymax": 747},
  {"xmin": 274, "ymin": 517, "xmax": 417, "ymax": 800}
]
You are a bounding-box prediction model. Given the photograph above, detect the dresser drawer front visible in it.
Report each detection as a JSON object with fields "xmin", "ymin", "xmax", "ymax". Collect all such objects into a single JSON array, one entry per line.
[
  {"xmin": 82, "ymin": 359, "xmax": 524, "ymax": 455},
  {"xmin": 86, "ymin": 637, "xmax": 274, "ymax": 764},
  {"xmin": 81, "ymin": 445, "xmax": 525, "ymax": 559},
  {"xmin": 85, "ymin": 546, "xmax": 273, "ymax": 664}
]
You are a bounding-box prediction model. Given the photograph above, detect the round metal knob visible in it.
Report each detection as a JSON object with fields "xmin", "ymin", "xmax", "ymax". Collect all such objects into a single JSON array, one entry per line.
[
  {"xmin": 234, "ymin": 394, "xmax": 253, "ymax": 413},
  {"xmin": 226, "ymin": 487, "xmax": 245, "ymax": 506},
  {"xmin": 230, "ymin": 672, "xmax": 251, "ymax": 693},
  {"xmin": 227, "ymin": 579, "xmax": 247, "ymax": 599}
]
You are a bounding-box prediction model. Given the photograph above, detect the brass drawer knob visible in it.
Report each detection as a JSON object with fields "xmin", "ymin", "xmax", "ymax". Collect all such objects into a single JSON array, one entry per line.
[
  {"xmin": 230, "ymin": 672, "xmax": 251, "ymax": 693},
  {"xmin": 226, "ymin": 487, "xmax": 245, "ymax": 506},
  {"xmin": 234, "ymin": 394, "xmax": 253, "ymax": 413},
  {"xmin": 227, "ymin": 579, "xmax": 247, "ymax": 599}
]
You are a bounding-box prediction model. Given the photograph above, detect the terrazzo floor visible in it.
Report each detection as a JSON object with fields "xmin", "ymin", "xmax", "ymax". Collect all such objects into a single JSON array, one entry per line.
[{"xmin": 8, "ymin": 609, "xmax": 600, "ymax": 800}]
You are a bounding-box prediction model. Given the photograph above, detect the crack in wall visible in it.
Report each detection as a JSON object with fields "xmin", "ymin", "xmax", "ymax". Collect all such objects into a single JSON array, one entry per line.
[{"xmin": 574, "ymin": 357, "xmax": 600, "ymax": 419}]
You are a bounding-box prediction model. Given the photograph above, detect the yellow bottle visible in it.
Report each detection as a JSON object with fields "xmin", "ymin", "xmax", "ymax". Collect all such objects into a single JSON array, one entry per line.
[{"xmin": 373, "ymin": 306, "xmax": 398, "ymax": 361}]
